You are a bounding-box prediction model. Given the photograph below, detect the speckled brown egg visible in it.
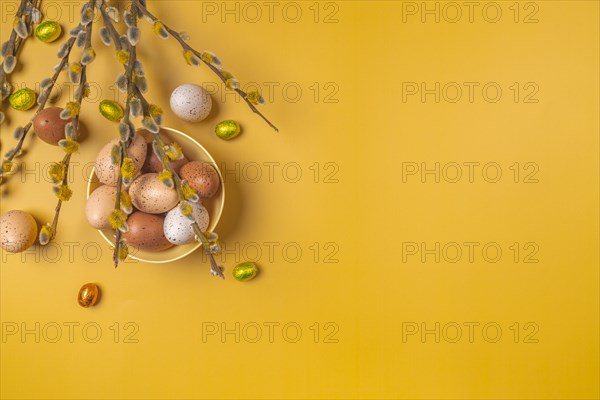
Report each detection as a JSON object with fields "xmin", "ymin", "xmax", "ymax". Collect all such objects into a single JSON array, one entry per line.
[
  {"xmin": 123, "ymin": 211, "xmax": 173, "ymax": 252},
  {"xmin": 142, "ymin": 144, "xmax": 188, "ymax": 175},
  {"xmin": 180, "ymin": 161, "xmax": 220, "ymax": 198},
  {"xmin": 94, "ymin": 133, "xmax": 147, "ymax": 186},
  {"xmin": 128, "ymin": 173, "xmax": 179, "ymax": 214},
  {"xmin": 33, "ymin": 107, "xmax": 78, "ymax": 145},
  {"xmin": 0, "ymin": 210, "xmax": 37, "ymax": 253},
  {"xmin": 85, "ymin": 185, "xmax": 117, "ymax": 229}
]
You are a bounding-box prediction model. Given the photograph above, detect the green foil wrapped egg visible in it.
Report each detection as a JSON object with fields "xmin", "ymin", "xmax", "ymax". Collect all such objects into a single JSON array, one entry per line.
[
  {"xmin": 99, "ymin": 100, "xmax": 124, "ymax": 122},
  {"xmin": 9, "ymin": 88, "xmax": 37, "ymax": 111},
  {"xmin": 215, "ymin": 120, "xmax": 241, "ymax": 140},
  {"xmin": 35, "ymin": 21, "xmax": 62, "ymax": 43},
  {"xmin": 233, "ymin": 261, "xmax": 258, "ymax": 282}
]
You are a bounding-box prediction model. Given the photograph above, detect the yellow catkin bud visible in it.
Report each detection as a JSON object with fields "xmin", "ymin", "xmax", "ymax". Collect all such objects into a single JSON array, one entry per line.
[
  {"xmin": 183, "ymin": 50, "xmax": 197, "ymax": 66},
  {"xmin": 180, "ymin": 201, "xmax": 193, "ymax": 216},
  {"xmin": 108, "ymin": 209, "xmax": 127, "ymax": 230},
  {"xmin": 59, "ymin": 138, "xmax": 79, "ymax": 154},
  {"xmin": 153, "ymin": 21, "xmax": 168, "ymax": 38},
  {"xmin": 158, "ymin": 169, "xmax": 173, "ymax": 182},
  {"xmin": 120, "ymin": 157, "xmax": 135, "ymax": 178},
  {"xmin": 148, "ymin": 104, "xmax": 163, "ymax": 117},
  {"xmin": 48, "ymin": 162, "xmax": 66, "ymax": 183},
  {"xmin": 164, "ymin": 142, "xmax": 182, "ymax": 160},
  {"xmin": 70, "ymin": 63, "xmax": 82, "ymax": 74},
  {"xmin": 39, "ymin": 223, "xmax": 54, "ymax": 245},
  {"xmin": 65, "ymin": 101, "xmax": 81, "ymax": 117},
  {"xmin": 54, "ymin": 184, "xmax": 73, "ymax": 201},
  {"xmin": 116, "ymin": 50, "xmax": 130, "ymax": 65},
  {"xmin": 120, "ymin": 191, "xmax": 132, "ymax": 213},
  {"xmin": 117, "ymin": 242, "xmax": 129, "ymax": 260},
  {"xmin": 180, "ymin": 180, "xmax": 197, "ymax": 199},
  {"xmin": 1, "ymin": 161, "xmax": 14, "ymax": 174},
  {"xmin": 245, "ymin": 91, "xmax": 263, "ymax": 105}
]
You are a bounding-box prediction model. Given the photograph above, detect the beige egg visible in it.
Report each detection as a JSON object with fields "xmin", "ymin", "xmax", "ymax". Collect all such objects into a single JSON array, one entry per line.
[
  {"xmin": 0, "ymin": 210, "xmax": 38, "ymax": 253},
  {"xmin": 129, "ymin": 173, "xmax": 179, "ymax": 214},
  {"xmin": 123, "ymin": 211, "xmax": 173, "ymax": 252},
  {"xmin": 85, "ymin": 185, "xmax": 117, "ymax": 229},
  {"xmin": 94, "ymin": 133, "xmax": 147, "ymax": 186}
]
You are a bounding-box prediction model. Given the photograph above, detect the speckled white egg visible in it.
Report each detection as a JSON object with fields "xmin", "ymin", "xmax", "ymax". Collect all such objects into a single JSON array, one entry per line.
[
  {"xmin": 0, "ymin": 210, "xmax": 37, "ymax": 253},
  {"xmin": 128, "ymin": 173, "xmax": 179, "ymax": 214},
  {"xmin": 163, "ymin": 202, "xmax": 209, "ymax": 245},
  {"xmin": 169, "ymin": 84, "xmax": 212, "ymax": 122}
]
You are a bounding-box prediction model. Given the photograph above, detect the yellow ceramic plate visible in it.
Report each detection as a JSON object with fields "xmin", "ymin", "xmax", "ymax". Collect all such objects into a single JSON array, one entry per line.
[{"xmin": 86, "ymin": 127, "xmax": 225, "ymax": 263}]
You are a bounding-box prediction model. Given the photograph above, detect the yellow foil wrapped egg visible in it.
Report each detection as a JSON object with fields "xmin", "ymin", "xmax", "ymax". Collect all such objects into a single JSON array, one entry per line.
[
  {"xmin": 99, "ymin": 100, "xmax": 124, "ymax": 122},
  {"xmin": 9, "ymin": 88, "xmax": 37, "ymax": 111},
  {"xmin": 35, "ymin": 21, "xmax": 62, "ymax": 43},
  {"xmin": 233, "ymin": 262, "xmax": 258, "ymax": 282},
  {"xmin": 78, "ymin": 283, "xmax": 100, "ymax": 308},
  {"xmin": 215, "ymin": 120, "xmax": 241, "ymax": 140}
]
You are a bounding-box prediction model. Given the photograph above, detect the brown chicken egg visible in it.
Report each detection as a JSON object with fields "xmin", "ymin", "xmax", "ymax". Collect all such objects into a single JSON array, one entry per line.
[
  {"xmin": 33, "ymin": 107, "xmax": 78, "ymax": 145},
  {"xmin": 179, "ymin": 161, "xmax": 220, "ymax": 198},
  {"xmin": 129, "ymin": 173, "xmax": 179, "ymax": 214},
  {"xmin": 123, "ymin": 211, "xmax": 173, "ymax": 252},
  {"xmin": 94, "ymin": 133, "xmax": 147, "ymax": 186}
]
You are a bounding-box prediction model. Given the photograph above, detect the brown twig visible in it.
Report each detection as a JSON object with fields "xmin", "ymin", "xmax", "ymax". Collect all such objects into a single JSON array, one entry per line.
[
  {"xmin": 132, "ymin": 0, "xmax": 278, "ymax": 132},
  {"xmin": 0, "ymin": 36, "xmax": 77, "ymax": 180},
  {"xmin": 109, "ymin": 0, "xmax": 138, "ymax": 267},
  {"xmin": 1, "ymin": 0, "xmax": 40, "ymax": 124},
  {"xmin": 46, "ymin": 14, "xmax": 93, "ymax": 241}
]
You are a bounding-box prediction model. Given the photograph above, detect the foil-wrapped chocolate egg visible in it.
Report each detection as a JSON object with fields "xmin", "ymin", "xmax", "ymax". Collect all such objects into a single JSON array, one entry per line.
[
  {"xmin": 99, "ymin": 100, "xmax": 124, "ymax": 122},
  {"xmin": 9, "ymin": 88, "xmax": 36, "ymax": 111},
  {"xmin": 35, "ymin": 21, "xmax": 62, "ymax": 43},
  {"xmin": 78, "ymin": 283, "xmax": 100, "ymax": 308},
  {"xmin": 215, "ymin": 120, "xmax": 241, "ymax": 140},
  {"xmin": 233, "ymin": 262, "xmax": 258, "ymax": 282}
]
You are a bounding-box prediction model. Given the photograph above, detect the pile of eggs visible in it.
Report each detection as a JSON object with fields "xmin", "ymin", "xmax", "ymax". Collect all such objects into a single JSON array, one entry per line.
[{"xmin": 86, "ymin": 132, "xmax": 220, "ymax": 253}]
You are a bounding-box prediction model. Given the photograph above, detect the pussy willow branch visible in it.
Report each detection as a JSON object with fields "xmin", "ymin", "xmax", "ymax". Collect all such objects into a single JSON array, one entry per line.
[
  {"xmin": 132, "ymin": 0, "xmax": 278, "ymax": 132},
  {"xmin": 98, "ymin": 3, "xmax": 122, "ymax": 51},
  {"xmin": 110, "ymin": 0, "xmax": 138, "ymax": 268},
  {"xmin": 0, "ymin": 36, "xmax": 77, "ymax": 181},
  {"xmin": 0, "ymin": 0, "xmax": 32, "ymax": 86},
  {"xmin": 47, "ymin": 18, "xmax": 92, "ymax": 240},
  {"xmin": 192, "ymin": 224, "xmax": 224, "ymax": 279},
  {"xmin": 1, "ymin": 0, "xmax": 40, "ymax": 126}
]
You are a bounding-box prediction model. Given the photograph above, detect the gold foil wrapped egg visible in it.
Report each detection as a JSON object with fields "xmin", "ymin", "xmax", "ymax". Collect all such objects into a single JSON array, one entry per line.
[
  {"xmin": 78, "ymin": 283, "xmax": 100, "ymax": 308},
  {"xmin": 233, "ymin": 261, "xmax": 258, "ymax": 282},
  {"xmin": 9, "ymin": 88, "xmax": 37, "ymax": 111},
  {"xmin": 215, "ymin": 120, "xmax": 241, "ymax": 140},
  {"xmin": 35, "ymin": 21, "xmax": 62, "ymax": 43},
  {"xmin": 99, "ymin": 100, "xmax": 124, "ymax": 122}
]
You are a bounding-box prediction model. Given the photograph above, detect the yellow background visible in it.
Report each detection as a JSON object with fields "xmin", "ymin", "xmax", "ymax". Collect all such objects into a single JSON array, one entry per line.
[{"xmin": 1, "ymin": 1, "xmax": 599, "ymax": 399}]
